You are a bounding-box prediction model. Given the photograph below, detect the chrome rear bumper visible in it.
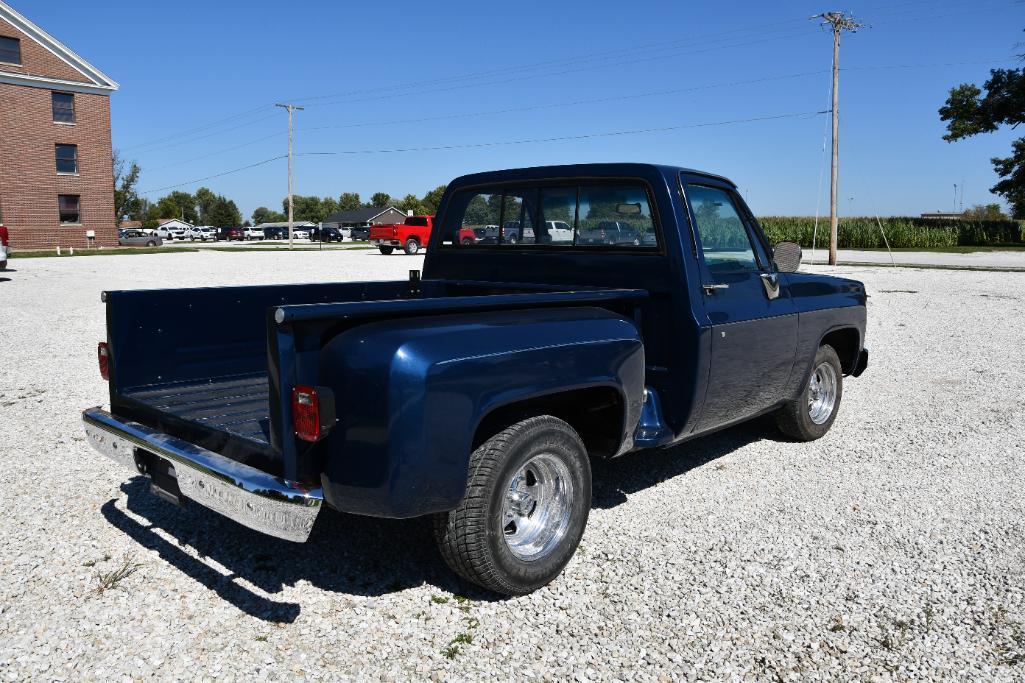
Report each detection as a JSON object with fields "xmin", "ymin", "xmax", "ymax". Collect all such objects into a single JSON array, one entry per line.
[{"xmin": 82, "ymin": 407, "xmax": 322, "ymax": 542}]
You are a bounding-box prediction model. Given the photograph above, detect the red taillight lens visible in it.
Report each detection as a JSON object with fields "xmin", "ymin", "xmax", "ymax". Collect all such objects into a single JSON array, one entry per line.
[
  {"xmin": 292, "ymin": 385, "xmax": 321, "ymax": 442},
  {"xmin": 97, "ymin": 342, "xmax": 110, "ymax": 380}
]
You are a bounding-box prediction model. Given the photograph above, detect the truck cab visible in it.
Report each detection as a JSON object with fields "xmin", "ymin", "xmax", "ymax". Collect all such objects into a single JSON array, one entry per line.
[{"xmin": 83, "ymin": 163, "xmax": 867, "ymax": 595}]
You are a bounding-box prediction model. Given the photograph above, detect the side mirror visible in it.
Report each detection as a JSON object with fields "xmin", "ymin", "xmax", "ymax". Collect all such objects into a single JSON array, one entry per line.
[{"xmin": 773, "ymin": 241, "xmax": 802, "ymax": 273}]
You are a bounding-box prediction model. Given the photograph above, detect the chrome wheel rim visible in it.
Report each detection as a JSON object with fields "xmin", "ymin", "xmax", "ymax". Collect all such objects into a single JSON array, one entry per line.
[
  {"xmin": 808, "ymin": 362, "xmax": 838, "ymax": 424},
  {"xmin": 502, "ymin": 453, "xmax": 574, "ymax": 561}
]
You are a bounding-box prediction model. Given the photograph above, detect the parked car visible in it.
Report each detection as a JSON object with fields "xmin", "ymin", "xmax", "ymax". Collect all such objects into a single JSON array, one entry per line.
[
  {"xmin": 0, "ymin": 223, "xmax": 9, "ymax": 269},
  {"xmin": 261, "ymin": 227, "xmax": 285, "ymax": 240},
  {"xmin": 349, "ymin": 225, "xmax": 371, "ymax": 241},
  {"xmin": 154, "ymin": 225, "xmax": 178, "ymax": 241},
  {"xmin": 501, "ymin": 220, "xmax": 536, "ymax": 244},
  {"xmin": 577, "ymin": 220, "xmax": 642, "ymax": 246},
  {"xmin": 293, "ymin": 228, "xmax": 310, "ymax": 240},
  {"xmin": 82, "ymin": 163, "xmax": 868, "ymax": 596},
  {"xmin": 309, "ymin": 227, "xmax": 344, "ymax": 243},
  {"xmin": 243, "ymin": 227, "xmax": 265, "ymax": 241},
  {"xmin": 118, "ymin": 229, "xmax": 162, "ymax": 247},
  {"xmin": 226, "ymin": 227, "xmax": 244, "ymax": 241},
  {"xmin": 458, "ymin": 225, "xmax": 499, "ymax": 245},
  {"xmin": 541, "ymin": 220, "xmax": 574, "ymax": 244},
  {"xmin": 191, "ymin": 226, "xmax": 218, "ymax": 242},
  {"xmin": 216, "ymin": 227, "xmax": 233, "ymax": 241},
  {"xmin": 371, "ymin": 215, "xmax": 434, "ymax": 255}
]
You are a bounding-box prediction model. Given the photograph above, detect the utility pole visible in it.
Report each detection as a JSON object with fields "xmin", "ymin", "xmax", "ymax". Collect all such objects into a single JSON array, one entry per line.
[
  {"xmin": 814, "ymin": 12, "xmax": 863, "ymax": 265},
  {"xmin": 276, "ymin": 103, "xmax": 304, "ymax": 250}
]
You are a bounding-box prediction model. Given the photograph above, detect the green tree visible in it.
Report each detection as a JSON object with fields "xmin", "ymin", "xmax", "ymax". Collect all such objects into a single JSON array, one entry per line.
[
  {"xmin": 251, "ymin": 206, "xmax": 285, "ymax": 225},
  {"xmin": 155, "ymin": 191, "xmax": 197, "ymax": 223},
  {"xmin": 338, "ymin": 192, "xmax": 362, "ymax": 211},
  {"xmin": 398, "ymin": 193, "xmax": 428, "ymax": 215},
  {"xmin": 370, "ymin": 192, "xmax": 392, "ymax": 208},
  {"xmin": 940, "ymin": 53, "xmax": 1025, "ymax": 218},
  {"xmin": 194, "ymin": 187, "xmax": 218, "ymax": 224},
  {"xmin": 422, "ymin": 185, "xmax": 447, "ymax": 214},
  {"xmin": 962, "ymin": 203, "xmax": 1010, "ymax": 220},
  {"xmin": 208, "ymin": 196, "xmax": 242, "ymax": 227},
  {"xmin": 112, "ymin": 151, "xmax": 142, "ymax": 227}
]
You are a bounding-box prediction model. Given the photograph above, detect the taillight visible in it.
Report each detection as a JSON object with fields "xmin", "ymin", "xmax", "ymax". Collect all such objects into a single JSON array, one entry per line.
[
  {"xmin": 97, "ymin": 342, "xmax": 110, "ymax": 380},
  {"xmin": 292, "ymin": 385, "xmax": 321, "ymax": 442}
]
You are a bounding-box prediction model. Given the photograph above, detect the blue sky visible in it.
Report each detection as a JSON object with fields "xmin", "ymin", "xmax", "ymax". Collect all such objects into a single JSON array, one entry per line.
[{"xmin": 22, "ymin": 0, "xmax": 1024, "ymax": 220}]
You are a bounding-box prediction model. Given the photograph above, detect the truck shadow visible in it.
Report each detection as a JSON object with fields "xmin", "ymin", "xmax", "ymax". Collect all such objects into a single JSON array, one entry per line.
[{"xmin": 99, "ymin": 416, "xmax": 780, "ymax": 622}]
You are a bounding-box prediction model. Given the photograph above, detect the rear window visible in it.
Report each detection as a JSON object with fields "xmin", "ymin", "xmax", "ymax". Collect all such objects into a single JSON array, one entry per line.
[
  {"xmin": 438, "ymin": 182, "xmax": 657, "ymax": 249},
  {"xmin": 405, "ymin": 216, "xmax": 429, "ymax": 227}
]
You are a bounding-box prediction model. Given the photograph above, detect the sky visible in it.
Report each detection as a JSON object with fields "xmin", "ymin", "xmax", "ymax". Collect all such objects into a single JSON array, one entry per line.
[{"xmin": 18, "ymin": 0, "xmax": 1025, "ymax": 220}]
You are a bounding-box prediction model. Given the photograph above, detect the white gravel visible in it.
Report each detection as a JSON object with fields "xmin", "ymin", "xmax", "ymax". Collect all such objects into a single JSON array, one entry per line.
[{"xmin": 1, "ymin": 251, "xmax": 1023, "ymax": 681}]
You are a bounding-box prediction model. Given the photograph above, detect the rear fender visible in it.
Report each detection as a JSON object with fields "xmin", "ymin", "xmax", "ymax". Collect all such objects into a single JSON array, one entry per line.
[{"xmin": 318, "ymin": 307, "xmax": 644, "ymax": 517}]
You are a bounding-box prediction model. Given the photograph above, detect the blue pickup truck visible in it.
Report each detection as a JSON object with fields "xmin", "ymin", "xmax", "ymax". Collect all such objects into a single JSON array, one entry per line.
[{"xmin": 83, "ymin": 163, "xmax": 867, "ymax": 595}]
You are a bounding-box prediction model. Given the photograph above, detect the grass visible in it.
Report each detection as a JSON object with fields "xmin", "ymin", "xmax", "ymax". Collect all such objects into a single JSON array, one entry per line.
[
  {"xmin": 94, "ymin": 555, "xmax": 141, "ymax": 593},
  {"xmin": 845, "ymin": 245, "xmax": 1025, "ymax": 253}
]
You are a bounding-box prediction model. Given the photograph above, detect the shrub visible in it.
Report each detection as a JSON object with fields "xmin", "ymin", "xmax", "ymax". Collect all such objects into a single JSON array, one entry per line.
[{"xmin": 757, "ymin": 216, "xmax": 1023, "ymax": 249}]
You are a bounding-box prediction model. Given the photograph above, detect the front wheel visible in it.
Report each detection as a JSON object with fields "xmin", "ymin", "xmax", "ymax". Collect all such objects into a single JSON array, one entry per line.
[
  {"xmin": 404, "ymin": 239, "xmax": 420, "ymax": 255},
  {"xmin": 433, "ymin": 415, "xmax": 591, "ymax": 595},
  {"xmin": 776, "ymin": 344, "xmax": 843, "ymax": 441},
  {"xmin": 378, "ymin": 246, "xmax": 394, "ymax": 255}
]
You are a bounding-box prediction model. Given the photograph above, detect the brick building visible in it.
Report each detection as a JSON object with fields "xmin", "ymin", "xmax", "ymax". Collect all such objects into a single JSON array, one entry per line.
[{"xmin": 0, "ymin": 1, "xmax": 119, "ymax": 250}]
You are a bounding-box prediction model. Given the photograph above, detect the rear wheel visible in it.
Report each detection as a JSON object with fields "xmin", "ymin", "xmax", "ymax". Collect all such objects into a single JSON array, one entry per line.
[
  {"xmin": 776, "ymin": 344, "xmax": 843, "ymax": 441},
  {"xmin": 404, "ymin": 238, "xmax": 420, "ymax": 255},
  {"xmin": 434, "ymin": 415, "xmax": 591, "ymax": 595},
  {"xmin": 146, "ymin": 240, "xmax": 156, "ymax": 247},
  {"xmin": 379, "ymin": 246, "xmax": 394, "ymax": 255},
  {"xmin": 462, "ymin": 238, "xmax": 474, "ymax": 245}
]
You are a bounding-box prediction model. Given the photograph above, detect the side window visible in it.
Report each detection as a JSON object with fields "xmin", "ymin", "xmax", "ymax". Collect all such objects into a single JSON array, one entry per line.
[
  {"xmin": 686, "ymin": 185, "xmax": 759, "ymax": 273},
  {"xmin": 539, "ymin": 187, "xmax": 576, "ymax": 245},
  {"xmin": 577, "ymin": 185, "xmax": 656, "ymax": 248},
  {"xmin": 500, "ymin": 188, "xmax": 537, "ymax": 246},
  {"xmin": 441, "ymin": 191, "xmax": 500, "ymax": 245}
]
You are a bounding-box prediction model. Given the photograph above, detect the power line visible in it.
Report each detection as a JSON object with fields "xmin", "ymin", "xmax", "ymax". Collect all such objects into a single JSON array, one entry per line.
[
  {"xmin": 297, "ymin": 111, "xmax": 828, "ymax": 156},
  {"xmin": 138, "ymin": 156, "xmax": 286, "ymax": 196}
]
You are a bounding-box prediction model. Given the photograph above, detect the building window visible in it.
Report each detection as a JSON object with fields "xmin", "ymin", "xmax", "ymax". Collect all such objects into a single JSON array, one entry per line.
[
  {"xmin": 58, "ymin": 195, "xmax": 81, "ymax": 224},
  {"xmin": 56, "ymin": 144, "xmax": 78, "ymax": 174},
  {"xmin": 52, "ymin": 92, "xmax": 76, "ymax": 123},
  {"xmin": 0, "ymin": 36, "xmax": 20, "ymax": 65}
]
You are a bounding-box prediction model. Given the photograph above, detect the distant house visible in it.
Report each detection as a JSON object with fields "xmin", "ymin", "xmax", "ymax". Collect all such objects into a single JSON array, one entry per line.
[
  {"xmin": 920, "ymin": 212, "xmax": 964, "ymax": 220},
  {"xmin": 254, "ymin": 220, "xmax": 316, "ymax": 231},
  {"xmin": 322, "ymin": 207, "xmax": 405, "ymax": 229},
  {"xmin": 156, "ymin": 218, "xmax": 193, "ymax": 232}
]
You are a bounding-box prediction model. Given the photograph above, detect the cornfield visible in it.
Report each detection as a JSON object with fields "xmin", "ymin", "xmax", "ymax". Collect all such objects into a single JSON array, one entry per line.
[{"xmin": 758, "ymin": 216, "xmax": 1024, "ymax": 249}]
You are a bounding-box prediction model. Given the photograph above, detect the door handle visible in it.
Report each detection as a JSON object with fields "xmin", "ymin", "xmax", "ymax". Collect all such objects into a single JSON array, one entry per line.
[
  {"xmin": 760, "ymin": 273, "xmax": 780, "ymax": 300},
  {"xmin": 702, "ymin": 283, "xmax": 730, "ymax": 294}
]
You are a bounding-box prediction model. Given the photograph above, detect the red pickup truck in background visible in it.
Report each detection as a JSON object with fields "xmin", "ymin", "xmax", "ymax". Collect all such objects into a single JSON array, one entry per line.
[
  {"xmin": 370, "ymin": 215, "xmax": 433, "ymax": 255},
  {"xmin": 0, "ymin": 223, "xmax": 9, "ymax": 270}
]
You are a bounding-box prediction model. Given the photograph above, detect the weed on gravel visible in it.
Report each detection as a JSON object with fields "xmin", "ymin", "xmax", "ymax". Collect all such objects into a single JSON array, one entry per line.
[{"xmin": 93, "ymin": 555, "xmax": 141, "ymax": 594}]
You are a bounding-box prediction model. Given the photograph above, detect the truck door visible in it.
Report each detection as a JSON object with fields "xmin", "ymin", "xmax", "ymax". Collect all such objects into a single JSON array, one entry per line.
[{"xmin": 681, "ymin": 177, "xmax": 798, "ymax": 432}]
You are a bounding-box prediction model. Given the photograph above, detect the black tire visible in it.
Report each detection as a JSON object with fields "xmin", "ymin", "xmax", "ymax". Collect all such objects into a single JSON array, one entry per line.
[
  {"xmin": 379, "ymin": 246, "xmax": 394, "ymax": 255},
  {"xmin": 462, "ymin": 238, "xmax": 474, "ymax": 245},
  {"xmin": 433, "ymin": 415, "xmax": 591, "ymax": 595},
  {"xmin": 146, "ymin": 240, "xmax": 156, "ymax": 247},
  {"xmin": 404, "ymin": 238, "xmax": 420, "ymax": 255},
  {"xmin": 776, "ymin": 344, "xmax": 843, "ymax": 441}
]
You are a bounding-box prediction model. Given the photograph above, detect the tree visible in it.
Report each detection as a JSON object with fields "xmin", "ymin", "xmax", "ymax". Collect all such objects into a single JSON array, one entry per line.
[
  {"xmin": 208, "ymin": 196, "xmax": 242, "ymax": 227},
  {"xmin": 252, "ymin": 206, "xmax": 285, "ymax": 225},
  {"xmin": 398, "ymin": 193, "xmax": 428, "ymax": 215},
  {"xmin": 155, "ymin": 191, "xmax": 198, "ymax": 223},
  {"xmin": 338, "ymin": 192, "xmax": 362, "ymax": 211},
  {"xmin": 962, "ymin": 203, "xmax": 1010, "ymax": 220},
  {"xmin": 321, "ymin": 197, "xmax": 339, "ymax": 218},
  {"xmin": 194, "ymin": 187, "xmax": 218, "ymax": 224},
  {"xmin": 422, "ymin": 185, "xmax": 447, "ymax": 214},
  {"xmin": 112, "ymin": 151, "xmax": 142, "ymax": 227},
  {"xmin": 940, "ymin": 52, "xmax": 1025, "ymax": 219},
  {"xmin": 370, "ymin": 192, "xmax": 391, "ymax": 208}
]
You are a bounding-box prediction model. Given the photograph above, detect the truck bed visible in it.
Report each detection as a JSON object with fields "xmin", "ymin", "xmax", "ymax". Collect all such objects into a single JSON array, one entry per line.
[{"xmin": 123, "ymin": 374, "xmax": 271, "ymax": 446}]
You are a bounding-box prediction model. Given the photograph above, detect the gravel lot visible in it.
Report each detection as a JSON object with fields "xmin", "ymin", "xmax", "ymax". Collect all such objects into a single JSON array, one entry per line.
[{"xmin": 1, "ymin": 250, "xmax": 1023, "ymax": 681}]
